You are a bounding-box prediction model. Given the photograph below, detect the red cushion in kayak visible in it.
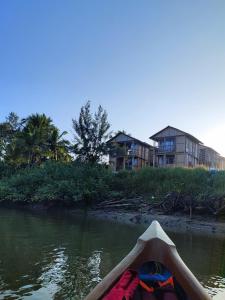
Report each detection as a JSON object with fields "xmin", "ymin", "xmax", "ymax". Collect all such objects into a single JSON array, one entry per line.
[{"xmin": 103, "ymin": 270, "xmax": 139, "ymax": 300}]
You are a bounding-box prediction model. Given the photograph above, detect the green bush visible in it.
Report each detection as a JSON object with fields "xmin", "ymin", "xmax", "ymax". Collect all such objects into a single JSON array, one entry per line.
[
  {"xmin": 109, "ymin": 167, "xmax": 225, "ymax": 205},
  {"xmin": 1, "ymin": 163, "xmax": 225, "ymax": 209},
  {"xmin": 0, "ymin": 161, "xmax": 111, "ymax": 205}
]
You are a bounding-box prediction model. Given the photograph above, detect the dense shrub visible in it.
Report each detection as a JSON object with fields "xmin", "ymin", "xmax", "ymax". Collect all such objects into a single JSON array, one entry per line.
[
  {"xmin": 0, "ymin": 162, "xmax": 111, "ymax": 205},
  {"xmin": 1, "ymin": 164, "xmax": 225, "ymax": 210},
  {"xmin": 0, "ymin": 162, "xmax": 16, "ymax": 179}
]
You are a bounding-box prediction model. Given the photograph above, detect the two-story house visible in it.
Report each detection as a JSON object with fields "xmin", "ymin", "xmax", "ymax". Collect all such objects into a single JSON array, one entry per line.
[
  {"xmin": 107, "ymin": 132, "xmax": 154, "ymax": 171},
  {"xmin": 150, "ymin": 126, "xmax": 202, "ymax": 167}
]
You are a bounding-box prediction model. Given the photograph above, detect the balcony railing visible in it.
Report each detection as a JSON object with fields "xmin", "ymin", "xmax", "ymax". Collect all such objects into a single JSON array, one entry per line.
[
  {"xmin": 127, "ymin": 149, "xmax": 139, "ymax": 156},
  {"xmin": 158, "ymin": 145, "xmax": 176, "ymax": 152},
  {"xmin": 111, "ymin": 148, "xmax": 139, "ymax": 157}
]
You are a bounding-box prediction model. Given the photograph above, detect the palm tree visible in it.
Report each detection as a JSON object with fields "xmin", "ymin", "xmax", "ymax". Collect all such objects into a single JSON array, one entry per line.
[
  {"xmin": 3, "ymin": 113, "xmax": 72, "ymax": 166},
  {"xmin": 20, "ymin": 114, "xmax": 54, "ymax": 165},
  {"xmin": 48, "ymin": 128, "xmax": 71, "ymax": 162}
]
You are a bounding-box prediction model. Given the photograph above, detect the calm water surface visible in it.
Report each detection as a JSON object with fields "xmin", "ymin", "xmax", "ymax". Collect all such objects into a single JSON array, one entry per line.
[{"xmin": 0, "ymin": 208, "xmax": 224, "ymax": 300}]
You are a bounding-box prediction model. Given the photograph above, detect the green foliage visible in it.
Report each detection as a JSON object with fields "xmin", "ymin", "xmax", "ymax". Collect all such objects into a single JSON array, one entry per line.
[
  {"xmin": 0, "ymin": 161, "xmax": 15, "ymax": 179},
  {"xmin": 130, "ymin": 167, "xmax": 210, "ymax": 199},
  {"xmin": 1, "ymin": 161, "xmax": 225, "ymax": 211},
  {"xmin": 0, "ymin": 113, "xmax": 71, "ymax": 167},
  {"xmin": 0, "ymin": 102, "xmax": 111, "ymax": 167},
  {"xmin": 0, "ymin": 162, "xmax": 111, "ymax": 205},
  {"xmin": 109, "ymin": 167, "xmax": 225, "ymax": 204},
  {"xmin": 47, "ymin": 128, "xmax": 71, "ymax": 162},
  {"xmin": 0, "ymin": 112, "xmax": 21, "ymax": 160},
  {"xmin": 72, "ymin": 101, "xmax": 111, "ymax": 163}
]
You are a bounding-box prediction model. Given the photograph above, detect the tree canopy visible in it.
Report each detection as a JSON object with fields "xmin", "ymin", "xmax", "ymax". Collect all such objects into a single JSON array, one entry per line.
[
  {"xmin": 72, "ymin": 101, "xmax": 111, "ymax": 163},
  {"xmin": 0, "ymin": 102, "xmax": 112, "ymax": 167},
  {"xmin": 0, "ymin": 112, "xmax": 71, "ymax": 166}
]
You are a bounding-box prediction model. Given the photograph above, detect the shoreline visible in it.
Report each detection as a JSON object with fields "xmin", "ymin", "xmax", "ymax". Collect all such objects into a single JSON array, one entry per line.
[
  {"xmin": 86, "ymin": 209, "xmax": 225, "ymax": 236},
  {"xmin": 1, "ymin": 203, "xmax": 225, "ymax": 236}
]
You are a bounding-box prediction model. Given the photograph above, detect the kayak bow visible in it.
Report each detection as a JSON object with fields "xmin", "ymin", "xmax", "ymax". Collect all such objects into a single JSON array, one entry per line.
[{"xmin": 85, "ymin": 220, "xmax": 211, "ymax": 300}]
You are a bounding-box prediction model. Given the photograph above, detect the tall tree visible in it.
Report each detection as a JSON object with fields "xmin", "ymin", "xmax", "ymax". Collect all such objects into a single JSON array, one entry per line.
[
  {"xmin": 4, "ymin": 113, "xmax": 71, "ymax": 166},
  {"xmin": 0, "ymin": 112, "xmax": 20, "ymax": 160},
  {"xmin": 20, "ymin": 113, "xmax": 54, "ymax": 164},
  {"xmin": 0, "ymin": 112, "xmax": 72, "ymax": 166},
  {"xmin": 48, "ymin": 128, "xmax": 71, "ymax": 162},
  {"xmin": 72, "ymin": 101, "xmax": 111, "ymax": 163}
]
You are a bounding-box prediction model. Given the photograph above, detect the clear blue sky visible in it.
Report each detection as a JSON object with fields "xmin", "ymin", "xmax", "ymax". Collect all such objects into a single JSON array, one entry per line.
[{"xmin": 1, "ymin": 1, "xmax": 225, "ymax": 154}]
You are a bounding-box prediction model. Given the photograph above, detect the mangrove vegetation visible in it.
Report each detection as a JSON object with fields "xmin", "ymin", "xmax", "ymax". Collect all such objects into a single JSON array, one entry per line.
[{"xmin": 0, "ymin": 162, "xmax": 225, "ymax": 216}]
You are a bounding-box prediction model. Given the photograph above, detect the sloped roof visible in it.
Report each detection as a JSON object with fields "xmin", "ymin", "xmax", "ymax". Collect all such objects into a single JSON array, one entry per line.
[
  {"xmin": 107, "ymin": 131, "xmax": 154, "ymax": 148},
  {"xmin": 200, "ymin": 144, "xmax": 220, "ymax": 155},
  {"xmin": 150, "ymin": 126, "xmax": 203, "ymax": 144}
]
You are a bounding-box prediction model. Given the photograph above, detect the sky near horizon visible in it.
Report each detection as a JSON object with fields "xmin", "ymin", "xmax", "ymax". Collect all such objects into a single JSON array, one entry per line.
[{"xmin": 1, "ymin": 1, "xmax": 225, "ymax": 154}]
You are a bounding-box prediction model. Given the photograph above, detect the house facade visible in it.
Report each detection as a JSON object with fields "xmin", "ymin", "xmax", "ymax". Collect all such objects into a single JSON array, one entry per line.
[
  {"xmin": 199, "ymin": 145, "xmax": 219, "ymax": 169},
  {"xmin": 150, "ymin": 126, "xmax": 202, "ymax": 168},
  {"xmin": 107, "ymin": 127, "xmax": 225, "ymax": 171},
  {"xmin": 107, "ymin": 132, "xmax": 154, "ymax": 171},
  {"xmin": 218, "ymin": 156, "xmax": 225, "ymax": 170},
  {"xmin": 199, "ymin": 145, "xmax": 225, "ymax": 170}
]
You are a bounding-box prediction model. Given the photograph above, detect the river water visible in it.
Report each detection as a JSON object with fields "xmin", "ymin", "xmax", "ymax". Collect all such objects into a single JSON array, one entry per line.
[{"xmin": 0, "ymin": 208, "xmax": 224, "ymax": 300}]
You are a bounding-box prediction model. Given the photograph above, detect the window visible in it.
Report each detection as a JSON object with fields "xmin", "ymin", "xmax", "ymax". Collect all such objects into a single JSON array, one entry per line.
[
  {"xmin": 159, "ymin": 138, "xmax": 175, "ymax": 152},
  {"xmin": 133, "ymin": 158, "xmax": 138, "ymax": 166},
  {"xmin": 127, "ymin": 143, "xmax": 138, "ymax": 155},
  {"xmin": 158, "ymin": 155, "xmax": 164, "ymax": 166},
  {"xmin": 125, "ymin": 158, "xmax": 132, "ymax": 170},
  {"xmin": 166, "ymin": 155, "xmax": 175, "ymax": 164}
]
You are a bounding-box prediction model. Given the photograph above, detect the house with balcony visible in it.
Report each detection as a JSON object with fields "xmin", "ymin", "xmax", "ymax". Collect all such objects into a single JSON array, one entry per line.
[
  {"xmin": 150, "ymin": 126, "xmax": 202, "ymax": 167},
  {"xmin": 107, "ymin": 132, "xmax": 154, "ymax": 171}
]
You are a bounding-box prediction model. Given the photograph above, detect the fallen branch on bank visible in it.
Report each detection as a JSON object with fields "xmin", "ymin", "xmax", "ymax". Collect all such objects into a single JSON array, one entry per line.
[{"xmin": 96, "ymin": 192, "xmax": 225, "ymax": 217}]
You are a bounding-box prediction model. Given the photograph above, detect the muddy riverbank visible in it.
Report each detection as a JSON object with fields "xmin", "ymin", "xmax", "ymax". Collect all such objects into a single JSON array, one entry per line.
[
  {"xmin": 1, "ymin": 201, "xmax": 225, "ymax": 236},
  {"xmin": 85, "ymin": 209, "xmax": 225, "ymax": 236}
]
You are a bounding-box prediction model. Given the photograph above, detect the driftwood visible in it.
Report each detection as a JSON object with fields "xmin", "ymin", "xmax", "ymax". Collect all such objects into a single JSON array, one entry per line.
[
  {"xmin": 96, "ymin": 192, "xmax": 225, "ymax": 216},
  {"xmin": 96, "ymin": 197, "xmax": 144, "ymax": 210}
]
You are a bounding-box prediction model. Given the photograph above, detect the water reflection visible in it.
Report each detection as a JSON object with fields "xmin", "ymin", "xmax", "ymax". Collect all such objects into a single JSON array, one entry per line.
[
  {"xmin": 0, "ymin": 208, "xmax": 224, "ymax": 299},
  {"xmin": 202, "ymin": 275, "xmax": 225, "ymax": 297},
  {"xmin": 88, "ymin": 251, "xmax": 102, "ymax": 283},
  {"xmin": 168, "ymin": 231, "xmax": 225, "ymax": 297}
]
